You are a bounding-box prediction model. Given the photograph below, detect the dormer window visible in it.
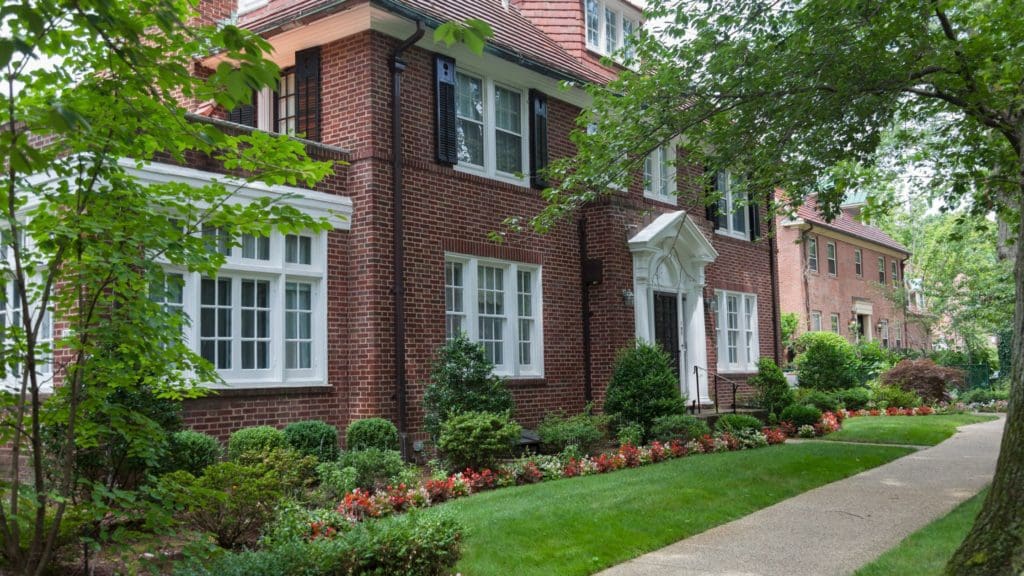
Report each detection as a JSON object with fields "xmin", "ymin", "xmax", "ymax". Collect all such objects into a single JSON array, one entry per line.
[{"xmin": 585, "ymin": 0, "xmax": 640, "ymax": 59}]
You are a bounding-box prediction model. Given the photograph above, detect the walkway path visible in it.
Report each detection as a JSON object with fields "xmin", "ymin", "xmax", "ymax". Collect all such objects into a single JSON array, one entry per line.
[{"xmin": 599, "ymin": 415, "xmax": 1004, "ymax": 576}]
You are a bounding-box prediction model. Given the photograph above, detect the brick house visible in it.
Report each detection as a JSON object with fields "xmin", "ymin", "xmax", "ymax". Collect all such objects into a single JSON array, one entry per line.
[
  {"xmin": 103, "ymin": 0, "xmax": 783, "ymax": 452},
  {"xmin": 776, "ymin": 196, "xmax": 925, "ymax": 352}
]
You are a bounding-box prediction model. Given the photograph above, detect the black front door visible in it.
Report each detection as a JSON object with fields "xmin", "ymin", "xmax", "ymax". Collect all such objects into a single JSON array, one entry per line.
[{"xmin": 653, "ymin": 291, "xmax": 680, "ymax": 376}]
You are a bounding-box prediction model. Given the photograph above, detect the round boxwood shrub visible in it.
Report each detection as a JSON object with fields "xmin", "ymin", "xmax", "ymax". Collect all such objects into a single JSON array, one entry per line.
[
  {"xmin": 162, "ymin": 430, "xmax": 222, "ymax": 476},
  {"xmin": 227, "ymin": 426, "xmax": 287, "ymax": 461},
  {"xmin": 423, "ymin": 335, "xmax": 514, "ymax": 439},
  {"xmin": 835, "ymin": 387, "xmax": 871, "ymax": 410},
  {"xmin": 283, "ymin": 420, "xmax": 340, "ymax": 462},
  {"xmin": 714, "ymin": 414, "xmax": 763, "ymax": 433},
  {"xmin": 437, "ymin": 411, "xmax": 521, "ymax": 471},
  {"xmin": 340, "ymin": 448, "xmax": 409, "ymax": 491},
  {"xmin": 604, "ymin": 342, "xmax": 686, "ymax": 435},
  {"xmin": 537, "ymin": 411, "xmax": 608, "ymax": 454},
  {"xmin": 870, "ymin": 384, "xmax": 921, "ymax": 408},
  {"xmin": 748, "ymin": 357, "xmax": 794, "ymax": 416},
  {"xmin": 795, "ymin": 388, "xmax": 840, "ymax": 412},
  {"xmin": 779, "ymin": 404, "xmax": 822, "ymax": 428},
  {"xmin": 345, "ymin": 418, "xmax": 399, "ymax": 452},
  {"xmin": 649, "ymin": 414, "xmax": 710, "ymax": 443},
  {"xmin": 794, "ymin": 332, "xmax": 859, "ymax": 391}
]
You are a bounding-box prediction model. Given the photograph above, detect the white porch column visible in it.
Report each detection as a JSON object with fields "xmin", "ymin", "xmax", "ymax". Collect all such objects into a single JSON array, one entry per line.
[{"xmin": 686, "ymin": 286, "xmax": 712, "ymax": 404}]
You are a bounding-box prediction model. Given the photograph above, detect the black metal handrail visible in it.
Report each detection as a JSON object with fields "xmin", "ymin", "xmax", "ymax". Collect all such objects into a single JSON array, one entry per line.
[{"xmin": 693, "ymin": 366, "xmax": 744, "ymax": 414}]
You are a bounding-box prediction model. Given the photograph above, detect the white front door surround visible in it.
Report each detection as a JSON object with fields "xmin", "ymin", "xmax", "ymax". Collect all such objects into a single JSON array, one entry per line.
[{"xmin": 629, "ymin": 211, "xmax": 718, "ymax": 404}]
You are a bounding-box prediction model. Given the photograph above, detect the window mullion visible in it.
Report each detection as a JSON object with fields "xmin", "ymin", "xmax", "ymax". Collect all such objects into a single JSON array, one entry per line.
[
  {"xmin": 466, "ymin": 259, "xmax": 478, "ymax": 341},
  {"xmin": 507, "ymin": 263, "xmax": 519, "ymax": 376}
]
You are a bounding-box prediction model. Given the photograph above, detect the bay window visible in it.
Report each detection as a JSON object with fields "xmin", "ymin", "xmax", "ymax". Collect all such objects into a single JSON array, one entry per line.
[
  {"xmin": 716, "ymin": 290, "xmax": 758, "ymax": 372},
  {"xmin": 444, "ymin": 255, "xmax": 543, "ymax": 377}
]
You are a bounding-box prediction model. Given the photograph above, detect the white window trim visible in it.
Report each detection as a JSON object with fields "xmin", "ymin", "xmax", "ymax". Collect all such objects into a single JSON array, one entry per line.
[
  {"xmin": 810, "ymin": 310, "xmax": 822, "ymax": 332},
  {"xmin": 854, "ymin": 248, "xmax": 862, "ymax": 277},
  {"xmin": 237, "ymin": 0, "xmax": 268, "ymax": 16},
  {"xmin": 585, "ymin": 0, "xmax": 641, "ymax": 60},
  {"xmin": 830, "ymin": 313, "xmax": 840, "ymax": 333},
  {"xmin": 444, "ymin": 254, "xmax": 544, "ymax": 378},
  {"xmin": 807, "ymin": 237, "xmax": 818, "ymax": 272},
  {"xmin": 878, "ymin": 257, "xmax": 886, "ymax": 283},
  {"xmin": 880, "ymin": 319, "xmax": 890, "ymax": 348},
  {"xmin": 715, "ymin": 290, "xmax": 759, "ymax": 373},
  {"xmin": 826, "ymin": 241, "xmax": 837, "ymax": 276},
  {"xmin": 643, "ymin": 143, "xmax": 677, "ymax": 204},
  {"xmin": 715, "ymin": 170, "xmax": 750, "ymax": 240},
  {"xmin": 453, "ymin": 68, "xmax": 530, "ymax": 187},
  {"xmin": 1, "ymin": 230, "xmax": 54, "ymax": 393},
  {"xmin": 891, "ymin": 261, "xmax": 900, "ymax": 288}
]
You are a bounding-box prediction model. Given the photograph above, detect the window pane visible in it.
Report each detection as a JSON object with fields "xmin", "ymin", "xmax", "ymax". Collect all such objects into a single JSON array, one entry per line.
[
  {"xmin": 494, "ymin": 86, "xmax": 521, "ymax": 134},
  {"xmin": 285, "ymin": 281, "xmax": 313, "ymax": 369},
  {"xmin": 659, "ymin": 147, "xmax": 671, "ymax": 196},
  {"xmin": 477, "ymin": 265, "xmax": 505, "ymax": 365},
  {"xmin": 277, "ymin": 72, "xmax": 297, "ymax": 134},
  {"xmin": 240, "ymin": 279, "xmax": 270, "ymax": 370},
  {"xmin": 200, "ymin": 277, "xmax": 232, "ymax": 369},
  {"xmin": 241, "ymin": 234, "xmax": 269, "ymax": 260},
  {"xmin": 455, "ymin": 73, "xmax": 483, "ymax": 122},
  {"xmin": 643, "ymin": 154, "xmax": 653, "ymax": 192},
  {"xmin": 731, "ymin": 189, "xmax": 746, "ymax": 234},
  {"xmin": 586, "ymin": 0, "xmax": 599, "ymax": 46},
  {"xmin": 605, "ymin": 8, "xmax": 618, "ymax": 53},
  {"xmin": 445, "ymin": 261, "xmax": 465, "ymax": 341},
  {"xmin": 285, "ymin": 234, "xmax": 312, "ymax": 265},
  {"xmin": 517, "ymin": 270, "xmax": 533, "ymax": 367},
  {"xmin": 495, "ymin": 132, "xmax": 522, "ymax": 174}
]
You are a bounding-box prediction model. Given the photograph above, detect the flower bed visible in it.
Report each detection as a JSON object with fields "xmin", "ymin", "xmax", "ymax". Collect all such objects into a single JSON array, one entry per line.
[
  {"xmin": 842, "ymin": 405, "xmax": 935, "ymax": 417},
  {"xmin": 326, "ymin": 430, "xmax": 787, "ymax": 526}
]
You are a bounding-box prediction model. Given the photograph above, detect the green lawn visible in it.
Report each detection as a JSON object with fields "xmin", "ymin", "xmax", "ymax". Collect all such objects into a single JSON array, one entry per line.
[
  {"xmin": 824, "ymin": 414, "xmax": 996, "ymax": 446},
  {"xmin": 854, "ymin": 488, "xmax": 988, "ymax": 576},
  {"xmin": 433, "ymin": 443, "xmax": 912, "ymax": 576}
]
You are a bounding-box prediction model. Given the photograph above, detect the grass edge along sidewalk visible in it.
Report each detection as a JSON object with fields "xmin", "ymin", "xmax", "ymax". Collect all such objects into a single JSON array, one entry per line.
[
  {"xmin": 854, "ymin": 487, "xmax": 989, "ymax": 576},
  {"xmin": 435, "ymin": 442, "xmax": 912, "ymax": 576},
  {"xmin": 824, "ymin": 414, "xmax": 997, "ymax": 446}
]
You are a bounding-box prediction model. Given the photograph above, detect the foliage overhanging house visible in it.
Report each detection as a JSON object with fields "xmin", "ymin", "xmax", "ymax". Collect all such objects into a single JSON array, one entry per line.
[{"xmin": 116, "ymin": 0, "xmax": 783, "ymax": 450}]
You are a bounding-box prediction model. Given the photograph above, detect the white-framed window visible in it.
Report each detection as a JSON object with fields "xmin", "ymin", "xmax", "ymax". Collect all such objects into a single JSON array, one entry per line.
[
  {"xmin": 643, "ymin": 144, "xmax": 676, "ymax": 203},
  {"xmin": 237, "ymin": 0, "xmax": 268, "ymax": 16},
  {"xmin": 854, "ymin": 249, "xmax": 862, "ymax": 277},
  {"xmin": 826, "ymin": 241, "xmax": 837, "ymax": 276},
  {"xmin": 878, "ymin": 257, "xmax": 886, "ymax": 283},
  {"xmin": 830, "ymin": 313, "xmax": 840, "ymax": 334},
  {"xmin": 891, "ymin": 261, "xmax": 899, "ymax": 288},
  {"xmin": 807, "ymin": 237, "xmax": 818, "ymax": 272},
  {"xmin": 716, "ymin": 290, "xmax": 758, "ymax": 373},
  {"xmin": 444, "ymin": 255, "xmax": 543, "ymax": 378},
  {"xmin": 880, "ymin": 319, "xmax": 890, "ymax": 348},
  {"xmin": 164, "ymin": 230, "xmax": 327, "ymax": 388},
  {"xmin": 810, "ymin": 310, "xmax": 822, "ymax": 331},
  {"xmin": 1, "ymin": 230, "xmax": 54, "ymax": 390},
  {"xmin": 894, "ymin": 320, "xmax": 902, "ymax": 348},
  {"xmin": 714, "ymin": 170, "xmax": 749, "ymax": 240},
  {"xmin": 585, "ymin": 0, "xmax": 641, "ymax": 59},
  {"xmin": 454, "ymin": 69, "xmax": 528, "ymax": 185},
  {"xmin": 275, "ymin": 70, "xmax": 297, "ymax": 135}
]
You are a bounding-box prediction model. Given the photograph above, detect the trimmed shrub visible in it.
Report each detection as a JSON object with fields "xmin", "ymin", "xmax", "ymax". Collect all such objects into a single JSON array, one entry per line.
[
  {"xmin": 748, "ymin": 358, "xmax": 794, "ymax": 416},
  {"xmin": 175, "ymin": 510, "xmax": 462, "ymax": 576},
  {"xmin": 437, "ymin": 411, "xmax": 521, "ymax": 471},
  {"xmin": 871, "ymin": 384, "xmax": 921, "ymax": 409},
  {"xmin": 835, "ymin": 387, "xmax": 871, "ymax": 410},
  {"xmin": 649, "ymin": 414, "xmax": 710, "ymax": 443},
  {"xmin": 423, "ymin": 335, "xmax": 514, "ymax": 439},
  {"xmin": 854, "ymin": 341, "xmax": 898, "ymax": 383},
  {"xmin": 794, "ymin": 332, "xmax": 858, "ymax": 390},
  {"xmin": 227, "ymin": 425, "xmax": 287, "ymax": 461},
  {"xmin": 313, "ymin": 462, "xmax": 359, "ymax": 505},
  {"xmin": 284, "ymin": 420, "xmax": 340, "ymax": 462},
  {"xmin": 345, "ymin": 418, "xmax": 399, "ymax": 452},
  {"xmin": 238, "ymin": 448, "xmax": 319, "ymax": 497},
  {"xmin": 340, "ymin": 448, "xmax": 409, "ymax": 491},
  {"xmin": 959, "ymin": 385, "xmax": 1010, "ymax": 404},
  {"xmin": 795, "ymin": 388, "xmax": 840, "ymax": 412},
  {"xmin": 537, "ymin": 411, "xmax": 608, "ymax": 454},
  {"xmin": 715, "ymin": 414, "xmax": 762, "ymax": 433},
  {"xmin": 881, "ymin": 359, "xmax": 964, "ymax": 403},
  {"xmin": 604, "ymin": 342, "xmax": 686, "ymax": 434},
  {"xmin": 616, "ymin": 423, "xmax": 644, "ymax": 447},
  {"xmin": 779, "ymin": 404, "xmax": 822, "ymax": 428},
  {"xmin": 161, "ymin": 430, "xmax": 222, "ymax": 476}
]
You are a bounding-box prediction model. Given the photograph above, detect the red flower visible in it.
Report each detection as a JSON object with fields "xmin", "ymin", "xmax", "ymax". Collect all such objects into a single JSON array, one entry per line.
[
  {"xmin": 669, "ymin": 439, "xmax": 688, "ymax": 457},
  {"xmin": 619, "ymin": 443, "xmax": 641, "ymax": 467}
]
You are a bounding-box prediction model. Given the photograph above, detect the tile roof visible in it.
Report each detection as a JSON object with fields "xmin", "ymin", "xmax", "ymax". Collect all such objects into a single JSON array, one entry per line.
[
  {"xmin": 797, "ymin": 196, "xmax": 910, "ymax": 255},
  {"xmin": 241, "ymin": 0, "xmax": 606, "ymax": 83}
]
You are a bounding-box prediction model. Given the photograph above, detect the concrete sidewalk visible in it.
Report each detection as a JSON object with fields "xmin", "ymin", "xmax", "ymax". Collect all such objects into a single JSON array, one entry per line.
[{"xmin": 599, "ymin": 415, "xmax": 1004, "ymax": 576}]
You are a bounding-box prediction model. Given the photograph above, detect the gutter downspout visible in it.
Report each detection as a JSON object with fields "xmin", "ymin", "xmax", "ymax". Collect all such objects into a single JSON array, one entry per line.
[
  {"xmin": 392, "ymin": 20, "xmax": 425, "ymax": 460},
  {"xmin": 768, "ymin": 217, "xmax": 782, "ymax": 366}
]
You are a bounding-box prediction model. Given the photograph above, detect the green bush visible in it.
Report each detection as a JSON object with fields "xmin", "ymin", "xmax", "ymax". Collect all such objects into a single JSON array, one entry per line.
[
  {"xmin": 537, "ymin": 411, "xmax": 608, "ymax": 454},
  {"xmin": 345, "ymin": 418, "xmax": 399, "ymax": 452},
  {"xmin": 748, "ymin": 358, "xmax": 794, "ymax": 416},
  {"xmin": 313, "ymin": 461, "xmax": 359, "ymax": 504},
  {"xmin": 175, "ymin": 510, "xmax": 462, "ymax": 576},
  {"xmin": 715, "ymin": 414, "xmax": 763, "ymax": 433},
  {"xmin": 835, "ymin": 387, "xmax": 871, "ymax": 410},
  {"xmin": 794, "ymin": 332, "xmax": 858, "ymax": 391},
  {"xmin": 227, "ymin": 425, "xmax": 287, "ymax": 461},
  {"xmin": 422, "ymin": 335, "xmax": 514, "ymax": 439},
  {"xmin": 616, "ymin": 423, "xmax": 644, "ymax": 447},
  {"xmin": 881, "ymin": 359, "xmax": 963, "ymax": 403},
  {"xmin": 853, "ymin": 341, "xmax": 898, "ymax": 383},
  {"xmin": 795, "ymin": 388, "xmax": 840, "ymax": 412},
  {"xmin": 437, "ymin": 411, "xmax": 521, "ymax": 471},
  {"xmin": 779, "ymin": 404, "xmax": 822, "ymax": 428},
  {"xmin": 161, "ymin": 430, "xmax": 222, "ymax": 476},
  {"xmin": 340, "ymin": 448, "xmax": 410, "ymax": 491},
  {"xmin": 959, "ymin": 385, "xmax": 1010, "ymax": 404},
  {"xmin": 870, "ymin": 384, "xmax": 921, "ymax": 409},
  {"xmin": 649, "ymin": 414, "xmax": 711, "ymax": 443},
  {"xmin": 236, "ymin": 448, "xmax": 318, "ymax": 497},
  {"xmin": 604, "ymin": 342, "xmax": 686, "ymax": 434},
  {"xmin": 283, "ymin": 420, "xmax": 340, "ymax": 462}
]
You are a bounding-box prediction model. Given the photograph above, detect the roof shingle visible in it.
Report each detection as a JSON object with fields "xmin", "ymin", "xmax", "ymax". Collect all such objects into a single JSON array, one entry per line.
[{"xmin": 795, "ymin": 196, "xmax": 909, "ymax": 254}]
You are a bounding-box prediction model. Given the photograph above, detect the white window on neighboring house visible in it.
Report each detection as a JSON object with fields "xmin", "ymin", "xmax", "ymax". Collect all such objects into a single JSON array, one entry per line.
[
  {"xmin": 444, "ymin": 255, "xmax": 543, "ymax": 377},
  {"xmin": 830, "ymin": 313, "xmax": 840, "ymax": 334},
  {"xmin": 716, "ymin": 291, "xmax": 759, "ymax": 372},
  {"xmin": 807, "ymin": 237, "xmax": 818, "ymax": 272},
  {"xmin": 643, "ymin": 144, "xmax": 676, "ymax": 203},
  {"xmin": 714, "ymin": 170, "xmax": 749, "ymax": 240},
  {"xmin": 854, "ymin": 249, "xmax": 862, "ymax": 277},
  {"xmin": 810, "ymin": 310, "xmax": 822, "ymax": 332},
  {"xmin": 891, "ymin": 261, "xmax": 900, "ymax": 288},
  {"xmin": 880, "ymin": 319, "xmax": 890, "ymax": 348},
  {"xmin": 878, "ymin": 257, "xmax": 886, "ymax": 283},
  {"xmin": 894, "ymin": 320, "xmax": 902, "ymax": 348},
  {"xmin": 454, "ymin": 70, "xmax": 528, "ymax": 185},
  {"xmin": 826, "ymin": 242, "xmax": 837, "ymax": 276},
  {"xmin": 585, "ymin": 0, "xmax": 641, "ymax": 59}
]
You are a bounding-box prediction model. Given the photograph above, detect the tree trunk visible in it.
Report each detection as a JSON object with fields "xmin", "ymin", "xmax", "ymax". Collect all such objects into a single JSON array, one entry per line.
[{"xmin": 945, "ymin": 179, "xmax": 1024, "ymax": 575}]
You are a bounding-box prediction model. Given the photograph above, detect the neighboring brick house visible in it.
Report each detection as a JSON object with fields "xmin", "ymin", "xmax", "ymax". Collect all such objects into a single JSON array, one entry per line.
[
  {"xmin": 776, "ymin": 196, "xmax": 922, "ymax": 352},
  {"xmin": 134, "ymin": 0, "xmax": 783, "ymax": 452}
]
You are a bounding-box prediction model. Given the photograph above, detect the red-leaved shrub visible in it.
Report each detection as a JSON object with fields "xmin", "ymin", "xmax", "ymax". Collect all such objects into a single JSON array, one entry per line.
[{"xmin": 882, "ymin": 359, "xmax": 964, "ymax": 403}]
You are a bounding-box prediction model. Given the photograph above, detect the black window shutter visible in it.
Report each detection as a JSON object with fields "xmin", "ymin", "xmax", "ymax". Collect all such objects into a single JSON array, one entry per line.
[
  {"xmin": 529, "ymin": 89, "xmax": 549, "ymax": 189},
  {"xmin": 228, "ymin": 91, "xmax": 256, "ymax": 127},
  {"xmin": 435, "ymin": 55, "xmax": 458, "ymax": 165},
  {"xmin": 294, "ymin": 46, "xmax": 321, "ymax": 141},
  {"xmin": 704, "ymin": 168, "xmax": 719, "ymax": 229},
  {"xmin": 749, "ymin": 199, "xmax": 761, "ymax": 240}
]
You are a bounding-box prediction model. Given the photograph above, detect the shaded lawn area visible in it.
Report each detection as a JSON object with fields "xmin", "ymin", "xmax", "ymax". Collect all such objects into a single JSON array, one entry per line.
[
  {"xmin": 854, "ymin": 488, "xmax": 988, "ymax": 576},
  {"xmin": 434, "ymin": 443, "xmax": 912, "ymax": 576},
  {"xmin": 825, "ymin": 414, "xmax": 997, "ymax": 446}
]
